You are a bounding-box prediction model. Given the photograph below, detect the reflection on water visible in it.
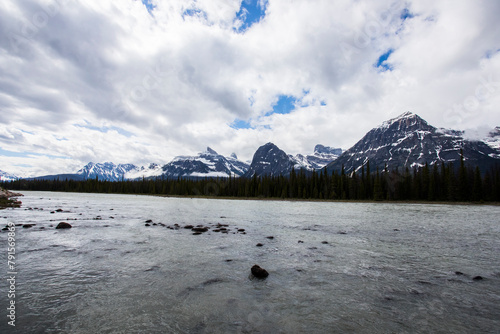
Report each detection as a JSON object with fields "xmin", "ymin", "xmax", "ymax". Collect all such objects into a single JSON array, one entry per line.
[{"xmin": 1, "ymin": 191, "xmax": 499, "ymax": 333}]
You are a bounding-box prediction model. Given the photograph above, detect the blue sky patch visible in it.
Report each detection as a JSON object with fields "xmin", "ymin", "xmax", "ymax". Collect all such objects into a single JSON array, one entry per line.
[
  {"xmin": 400, "ymin": 8, "xmax": 414, "ymax": 21},
  {"xmin": 375, "ymin": 49, "xmax": 394, "ymax": 71},
  {"xmin": 230, "ymin": 119, "xmax": 252, "ymax": 130},
  {"xmin": 141, "ymin": 0, "xmax": 155, "ymax": 13},
  {"xmin": 74, "ymin": 122, "xmax": 134, "ymax": 138},
  {"xmin": 0, "ymin": 147, "xmax": 68, "ymax": 160},
  {"xmin": 182, "ymin": 8, "xmax": 208, "ymax": 21},
  {"xmin": 235, "ymin": 0, "xmax": 267, "ymax": 32},
  {"xmin": 267, "ymin": 95, "xmax": 297, "ymax": 116}
]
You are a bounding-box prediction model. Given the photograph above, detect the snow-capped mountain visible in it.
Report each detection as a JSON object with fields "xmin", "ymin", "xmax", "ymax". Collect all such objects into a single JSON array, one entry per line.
[
  {"xmin": 326, "ymin": 112, "xmax": 500, "ymax": 174},
  {"xmin": 0, "ymin": 170, "xmax": 18, "ymax": 182},
  {"xmin": 292, "ymin": 145, "xmax": 342, "ymax": 170},
  {"xmin": 244, "ymin": 143, "xmax": 342, "ymax": 178},
  {"xmin": 484, "ymin": 127, "xmax": 500, "ymax": 157},
  {"xmin": 160, "ymin": 147, "xmax": 250, "ymax": 178},
  {"xmin": 77, "ymin": 162, "xmax": 139, "ymax": 181},
  {"xmin": 124, "ymin": 163, "xmax": 163, "ymax": 180}
]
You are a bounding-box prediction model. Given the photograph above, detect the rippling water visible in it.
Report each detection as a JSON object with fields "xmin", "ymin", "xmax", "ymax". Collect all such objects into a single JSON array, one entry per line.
[{"xmin": 1, "ymin": 191, "xmax": 499, "ymax": 333}]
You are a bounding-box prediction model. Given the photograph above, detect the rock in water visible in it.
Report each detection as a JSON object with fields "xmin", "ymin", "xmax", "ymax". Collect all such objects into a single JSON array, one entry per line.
[
  {"xmin": 251, "ymin": 265, "xmax": 269, "ymax": 279},
  {"xmin": 56, "ymin": 222, "xmax": 72, "ymax": 229}
]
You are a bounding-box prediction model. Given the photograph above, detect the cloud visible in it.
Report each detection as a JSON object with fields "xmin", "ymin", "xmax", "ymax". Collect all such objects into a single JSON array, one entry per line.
[{"xmin": 0, "ymin": 0, "xmax": 499, "ymax": 176}]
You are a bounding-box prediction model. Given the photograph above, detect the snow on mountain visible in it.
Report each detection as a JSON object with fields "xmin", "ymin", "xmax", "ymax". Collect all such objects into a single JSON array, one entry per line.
[
  {"xmin": 326, "ymin": 112, "xmax": 500, "ymax": 174},
  {"xmin": 160, "ymin": 147, "xmax": 250, "ymax": 178},
  {"xmin": 484, "ymin": 127, "xmax": 500, "ymax": 157},
  {"xmin": 244, "ymin": 143, "xmax": 342, "ymax": 178},
  {"xmin": 0, "ymin": 170, "xmax": 19, "ymax": 182},
  {"xmin": 77, "ymin": 162, "xmax": 139, "ymax": 181},
  {"xmin": 293, "ymin": 145, "xmax": 342, "ymax": 170},
  {"xmin": 124, "ymin": 163, "xmax": 163, "ymax": 180}
]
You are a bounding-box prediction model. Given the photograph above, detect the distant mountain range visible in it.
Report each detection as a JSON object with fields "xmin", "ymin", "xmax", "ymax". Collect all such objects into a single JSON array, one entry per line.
[{"xmin": 1, "ymin": 112, "xmax": 499, "ymax": 181}]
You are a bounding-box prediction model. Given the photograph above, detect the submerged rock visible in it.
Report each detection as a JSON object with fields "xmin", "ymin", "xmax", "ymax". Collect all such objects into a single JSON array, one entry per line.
[
  {"xmin": 251, "ymin": 265, "xmax": 269, "ymax": 279},
  {"xmin": 473, "ymin": 276, "xmax": 484, "ymax": 281},
  {"xmin": 192, "ymin": 227, "xmax": 209, "ymax": 233},
  {"xmin": 55, "ymin": 222, "xmax": 72, "ymax": 229}
]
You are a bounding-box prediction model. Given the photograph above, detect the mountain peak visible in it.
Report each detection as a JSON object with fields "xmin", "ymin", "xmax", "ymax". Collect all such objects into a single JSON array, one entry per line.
[
  {"xmin": 380, "ymin": 111, "xmax": 431, "ymax": 132},
  {"xmin": 203, "ymin": 147, "xmax": 218, "ymax": 155}
]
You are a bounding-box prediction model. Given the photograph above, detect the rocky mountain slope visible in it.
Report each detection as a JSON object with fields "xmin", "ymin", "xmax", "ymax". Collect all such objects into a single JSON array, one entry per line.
[
  {"xmin": 160, "ymin": 147, "xmax": 250, "ymax": 178},
  {"xmin": 326, "ymin": 112, "xmax": 500, "ymax": 174}
]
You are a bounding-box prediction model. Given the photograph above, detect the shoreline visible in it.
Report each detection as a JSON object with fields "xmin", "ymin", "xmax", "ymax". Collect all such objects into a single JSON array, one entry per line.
[{"xmin": 0, "ymin": 187, "xmax": 23, "ymax": 209}]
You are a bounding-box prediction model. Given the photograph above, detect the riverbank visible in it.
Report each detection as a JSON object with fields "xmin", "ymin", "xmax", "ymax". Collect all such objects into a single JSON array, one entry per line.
[{"xmin": 0, "ymin": 187, "xmax": 23, "ymax": 209}]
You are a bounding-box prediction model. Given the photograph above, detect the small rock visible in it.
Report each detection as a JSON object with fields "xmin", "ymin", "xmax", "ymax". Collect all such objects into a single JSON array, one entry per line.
[
  {"xmin": 298, "ymin": 240, "xmax": 304, "ymax": 243},
  {"xmin": 251, "ymin": 265, "xmax": 269, "ymax": 279},
  {"xmin": 184, "ymin": 225, "xmax": 194, "ymax": 229},
  {"xmin": 321, "ymin": 241, "xmax": 329, "ymax": 244},
  {"xmin": 23, "ymin": 224, "xmax": 35, "ymax": 228},
  {"xmin": 337, "ymin": 231, "xmax": 347, "ymax": 235},
  {"xmin": 152, "ymin": 223, "xmax": 157, "ymax": 226},
  {"xmin": 145, "ymin": 219, "xmax": 153, "ymax": 223},
  {"xmin": 256, "ymin": 243, "xmax": 264, "ymax": 247},
  {"xmin": 55, "ymin": 209, "xmax": 64, "ymax": 212},
  {"xmin": 393, "ymin": 229, "xmax": 400, "ymax": 231},
  {"xmin": 473, "ymin": 276, "xmax": 484, "ymax": 281},
  {"xmin": 192, "ymin": 227, "xmax": 209, "ymax": 233},
  {"xmin": 455, "ymin": 271, "xmax": 465, "ymax": 276},
  {"xmin": 55, "ymin": 222, "xmax": 72, "ymax": 229},
  {"xmin": 192, "ymin": 232, "xmax": 202, "ymax": 235},
  {"xmin": 266, "ymin": 236, "xmax": 274, "ymax": 240},
  {"xmin": 238, "ymin": 229, "xmax": 245, "ymax": 232},
  {"xmin": 145, "ymin": 223, "xmax": 151, "ymax": 227}
]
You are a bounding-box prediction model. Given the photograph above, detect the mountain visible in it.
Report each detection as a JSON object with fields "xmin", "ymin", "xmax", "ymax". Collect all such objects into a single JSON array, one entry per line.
[
  {"xmin": 244, "ymin": 143, "xmax": 342, "ymax": 178},
  {"xmin": 244, "ymin": 143, "xmax": 296, "ymax": 177},
  {"xmin": 160, "ymin": 147, "xmax": 250, "ymax": 178},
  {"xmin": 326, "ymin": 112, "xmax": 500, "ymax": 174},
  {"xmin": 484, "ymin": 127, "xmax": 500, "ymax": 158},
  {"xmin": 77, "ymin": 162, "xmax": 139, "ymax": 181},
  {"xmin": 0, "ymin": 170, "xmax": 19, "ymax": 182},
  {"xmin": 292, "ymin": 145, "xmax": 342, "ymax": 170},
  {"xmin": 124, "ymin": 163, "xmax": 163, "ymax": 180}
]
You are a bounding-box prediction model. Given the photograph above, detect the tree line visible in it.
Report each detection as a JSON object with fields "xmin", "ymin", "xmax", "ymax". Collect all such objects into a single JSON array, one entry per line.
[{"xmin": 3, "ymin": 159, "xmax": 500, "ymax": 203}]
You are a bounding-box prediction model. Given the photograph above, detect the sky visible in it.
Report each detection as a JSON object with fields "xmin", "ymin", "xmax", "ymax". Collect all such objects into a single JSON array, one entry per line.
[{"xmin": 1, "ymin": 0, "xmax": 500, "ymax": 177}]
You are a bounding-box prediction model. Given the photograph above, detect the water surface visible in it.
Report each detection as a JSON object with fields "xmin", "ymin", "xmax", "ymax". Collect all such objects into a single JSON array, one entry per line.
[{"xmin": 1, "ymin": 191, "xmax": 499, "ymax": 333}]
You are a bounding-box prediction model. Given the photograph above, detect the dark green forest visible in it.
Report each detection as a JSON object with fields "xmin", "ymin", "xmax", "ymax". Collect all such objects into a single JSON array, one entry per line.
[{"xmin": 4, "ymin": 157, "xmax": 500, "ymax": 203}]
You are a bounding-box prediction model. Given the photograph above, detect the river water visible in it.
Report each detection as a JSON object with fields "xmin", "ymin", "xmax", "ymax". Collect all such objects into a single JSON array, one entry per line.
[{"xmin": 0, "ymin": 191, "xmax": 499, "ymax": 333}]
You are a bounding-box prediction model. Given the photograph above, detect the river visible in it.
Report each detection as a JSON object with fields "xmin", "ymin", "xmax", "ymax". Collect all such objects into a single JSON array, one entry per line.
[{"xmin": 1, "ymin": 191, "xmax": 499, "ymax": 333}]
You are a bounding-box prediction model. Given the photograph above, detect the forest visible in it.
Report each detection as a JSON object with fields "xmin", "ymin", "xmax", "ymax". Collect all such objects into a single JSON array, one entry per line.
[{"xmin": 3, "ymin": 156, "xmax": 500, "ymax": 203}]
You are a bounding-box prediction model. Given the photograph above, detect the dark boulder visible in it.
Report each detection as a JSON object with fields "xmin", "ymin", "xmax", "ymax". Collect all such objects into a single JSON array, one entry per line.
[
  {"xmin": 251, "ymin": 265, "xmax": 269, "ymax": 279},
  {"xmin": 256, "ymin": 243, "xmax": 264, "ymax": 247},
  {"xmin": 56, "ymin": 222, "xmax": 72, "ymax": 229},
  {"xmin": 192, "ymin": 227, "xmax": 209, "ymax": 233}
]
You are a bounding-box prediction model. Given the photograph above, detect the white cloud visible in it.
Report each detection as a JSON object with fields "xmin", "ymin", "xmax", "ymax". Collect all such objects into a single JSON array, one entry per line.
[{"xmin": 0, "ymin": 0, "xmax": 499, "ymax": 176}]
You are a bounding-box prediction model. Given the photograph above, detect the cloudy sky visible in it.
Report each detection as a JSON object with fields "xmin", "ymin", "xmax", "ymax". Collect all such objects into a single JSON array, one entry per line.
[{"xmin": 1, "ymin": 0, "xmax": 499, "ymax": 177}]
